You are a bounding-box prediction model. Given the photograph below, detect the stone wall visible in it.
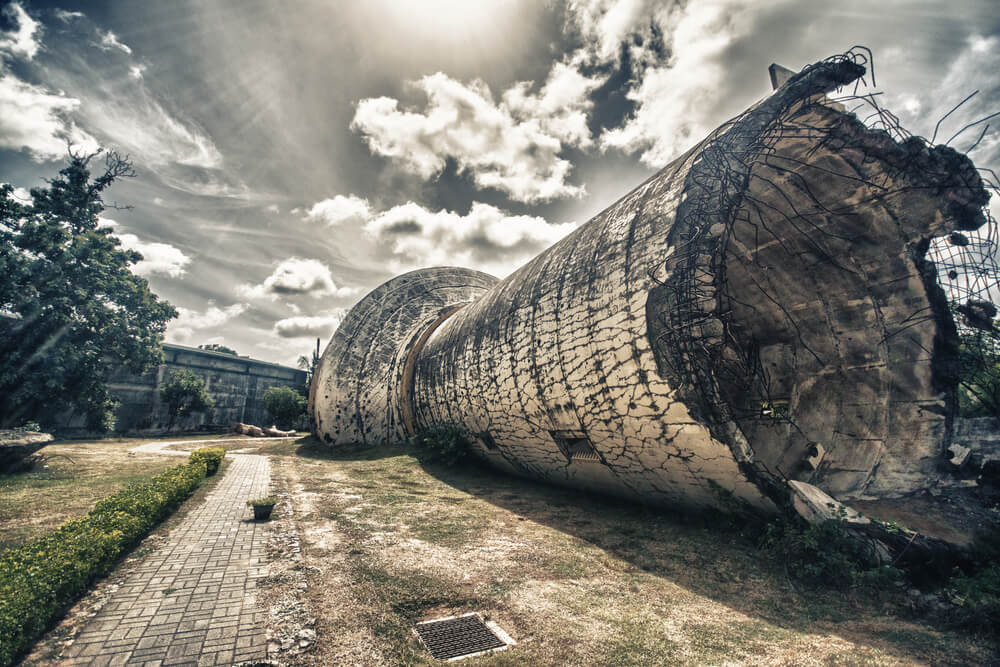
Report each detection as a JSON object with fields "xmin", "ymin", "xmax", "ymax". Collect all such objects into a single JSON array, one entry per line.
[{"xmin": 65, "ymin": 344, "xmax": 307, "ymax": 434}]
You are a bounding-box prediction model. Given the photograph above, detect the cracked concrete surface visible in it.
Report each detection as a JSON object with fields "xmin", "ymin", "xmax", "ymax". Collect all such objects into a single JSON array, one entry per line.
[{"xmin": 310, "ymin": 56, "xmax": 991, "ymax": 511}]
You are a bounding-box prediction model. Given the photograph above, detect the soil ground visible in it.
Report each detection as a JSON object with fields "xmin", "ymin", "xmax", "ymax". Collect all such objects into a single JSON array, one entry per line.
[
  {"xmin": 254, "ymin": 437, "xmax": 999, "ymax": 665},
  {"xmin": 6, "ymin": 434, "xmax": 998, "ymax": 665}
]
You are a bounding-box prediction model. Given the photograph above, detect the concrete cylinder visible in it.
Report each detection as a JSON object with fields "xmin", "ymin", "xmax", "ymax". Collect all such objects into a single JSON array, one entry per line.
[{"xmin": 311, "ymin": 57, "xmax": 990, "ymax": 511}]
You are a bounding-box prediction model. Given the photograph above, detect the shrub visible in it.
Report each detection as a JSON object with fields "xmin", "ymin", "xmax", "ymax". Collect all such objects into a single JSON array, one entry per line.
[
  {"xmin": 760, "ymin": 515, "xmax": 900, "ymax": 589},
  {"xmin": 411, "ymin": 425, "xmax": 471, "ymax": 466},
  {"xmin": 944, "ymin": 522, "xmax": 1000, "ymax": 637},
  {"xmin": 261, "ymin": 385, "xmax": 307, "ymax": 430},
  {"xmin": 0, "ymin": 458, "xmax": 206, "ymax": 666},
  {"xmin": 160, "ymin": 370, "xmax": 214, "ymax": 432},
  {"xmin": 189, "ymin": 447, "xmax": 225, "ymax": 476}
]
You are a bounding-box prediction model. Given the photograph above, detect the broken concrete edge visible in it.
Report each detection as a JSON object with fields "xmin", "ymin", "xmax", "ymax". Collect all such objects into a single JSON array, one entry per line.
[
  {"xmin": 0, "ymin": 430, "xmax": 54, "ymax": 474},
  {"xmin": 650, "ymin": 51, "xmax": 989, "ymax": 509},
  {"xmin": 787, "ymin": 479, "xmax": 973, "ymax": 577},
  {"xmin": 649, "ymin": 56, "xmax": 871, "ymax": 510}
]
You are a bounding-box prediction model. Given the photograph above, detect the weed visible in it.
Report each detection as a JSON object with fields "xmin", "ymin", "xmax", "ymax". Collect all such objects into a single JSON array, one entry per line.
[
  {"xmin": 943, "ymin": 522, "xmax": 1000, "ymax": 637},
  {"xmin": 410, "ymin": 425, "xmax": 470, "ymax": 466},
  {"xmin": 760, "ymin": 515, "xmax": 901, "ymax": 589}
]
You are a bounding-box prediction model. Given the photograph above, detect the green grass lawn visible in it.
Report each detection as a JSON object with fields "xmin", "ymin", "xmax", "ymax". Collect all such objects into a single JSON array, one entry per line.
[{"xmin": 0, "ymin": 436, "xmax": 213, "ymax": 551}]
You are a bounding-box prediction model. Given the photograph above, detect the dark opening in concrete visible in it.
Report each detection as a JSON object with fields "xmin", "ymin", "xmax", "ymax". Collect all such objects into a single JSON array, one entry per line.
[{"xmin": 550, "ymin": 430, "xmax": 601, "ymax": 462}]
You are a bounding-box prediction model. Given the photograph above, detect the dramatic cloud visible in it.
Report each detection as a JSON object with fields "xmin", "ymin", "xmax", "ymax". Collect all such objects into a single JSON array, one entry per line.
[
  {"xmin": 304, "ymin": 194, "xmax": 577, "ymax": 277},
  {"xmin": 128, "ymin": 64, "xmax": 146, "ymax": 80},
  {"xmin": 239, "ymin": 257, "xmax": 357, "ymax": 300},
  {"xmin": 598, "ymin": 1, "xmax": 752, "ymax": 166},
  {"xmin": 97, "ymin": 30, "xmax": 131, "ymax": 55},
  {"xmin": 168, "ymin": 302, "xmax": 248, "ymax": 342},
  {"xmin": 352, "ymin": 68, "xmax": 599, "ymax": 203},
  {"xmin": 0, "ymin": 72, "xmax": 99, "ymax": 160},
  {"xmin": 273, "ymin": 311, "xmax": 345, "ymax": 339},
  {"xmin": 0, "ymin": 3, "xmax": 41, "ymax": 60},
  {"xmin": 305, "ymin": 194, "xmax": 371, "ymax": 226},
  {"xmin": 565, "ymin": 0, "xmax": 656, "ymax": 64},
  {"xmin": 368, "ymin": 201, "xmax": 575, "ymax": 276},
  {"xmin": 115, "ymin": 232, "xmax": 191, "ymax": 278}
]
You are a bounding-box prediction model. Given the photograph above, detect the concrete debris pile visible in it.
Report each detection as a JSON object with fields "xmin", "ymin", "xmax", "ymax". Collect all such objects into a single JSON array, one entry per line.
[
  {"xmin": 0, "ymin": 430, "xmax": 53, "ymax": 474},
  {"xmin": 231, "ymin": 422, "xmax": 296, "ymax": 438},
  {"xmin": 310, "ymin": 51, "xmax": 995, "ymax": 520}
]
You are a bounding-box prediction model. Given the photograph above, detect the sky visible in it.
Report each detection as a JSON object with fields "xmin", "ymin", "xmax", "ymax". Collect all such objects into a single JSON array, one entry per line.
[{"xmin": 0, "ymin": 0, "xmax": 997, "ymax": 367}]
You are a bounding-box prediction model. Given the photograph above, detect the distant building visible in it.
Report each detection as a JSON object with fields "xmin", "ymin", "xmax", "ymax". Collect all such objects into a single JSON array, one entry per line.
[{"xmin": 75, "ymin": 343, "xmax": 307, "ymax": 434}]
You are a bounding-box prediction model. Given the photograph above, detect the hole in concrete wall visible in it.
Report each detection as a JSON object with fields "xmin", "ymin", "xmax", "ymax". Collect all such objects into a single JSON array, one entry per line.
[
  {"xmin": 759, "ymin": 400, "xmax": 790, "ymax": 421},
  {"xmin": 549, "ymin": 430, "xmax": 600, "ymax": 462},
  {"xmin": 477, "ymin": 431, "xmax": 499, "ymax": 450}
]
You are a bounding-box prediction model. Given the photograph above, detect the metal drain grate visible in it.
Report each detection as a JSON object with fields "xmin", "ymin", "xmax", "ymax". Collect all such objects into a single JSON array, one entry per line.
[{"xmin": 414, "ymin": 613, "xmax": 507, "ymax": 660}]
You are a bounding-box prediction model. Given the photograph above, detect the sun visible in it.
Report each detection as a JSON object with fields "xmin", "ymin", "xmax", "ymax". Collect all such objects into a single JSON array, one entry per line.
[{"xmin": 365, "ymin": 0, "xmax": 526, "ymax": 44}]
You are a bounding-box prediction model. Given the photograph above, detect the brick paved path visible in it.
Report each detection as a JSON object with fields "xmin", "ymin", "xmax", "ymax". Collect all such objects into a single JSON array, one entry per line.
[{"xmin": 62, "ymin": 452, "xmax": 272, "ymax": 666}]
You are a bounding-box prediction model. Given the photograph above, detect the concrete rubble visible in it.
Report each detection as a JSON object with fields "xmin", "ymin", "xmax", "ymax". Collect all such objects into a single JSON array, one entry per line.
[{"xmin": 0, "ymin": 430, "xmax": 53, "ymax": 473}]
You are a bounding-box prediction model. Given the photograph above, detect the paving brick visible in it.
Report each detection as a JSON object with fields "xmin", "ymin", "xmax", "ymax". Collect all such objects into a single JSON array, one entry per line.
[{"xmin": 61, "ymin": 452, "xmax": 270, "ymax": 666}]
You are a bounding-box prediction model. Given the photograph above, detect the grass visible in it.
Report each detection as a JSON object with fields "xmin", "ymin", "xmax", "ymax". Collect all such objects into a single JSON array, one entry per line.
[
  {"xmin": 0, "ymin": 438, "xmax": 182, "ymax": 551},
  {"xmin": 264, "ymin": 438, "xmax": 999, "ymax": 665}
]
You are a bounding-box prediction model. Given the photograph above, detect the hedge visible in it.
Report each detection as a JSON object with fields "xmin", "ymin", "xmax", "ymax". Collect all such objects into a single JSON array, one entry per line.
[
  {"xmin": 189, "ymin": 447, "xmax": 225, "ymax": 476},
  {"xmin": 0, "ymin": 453, "xmax": 210, "ymax": 666}
]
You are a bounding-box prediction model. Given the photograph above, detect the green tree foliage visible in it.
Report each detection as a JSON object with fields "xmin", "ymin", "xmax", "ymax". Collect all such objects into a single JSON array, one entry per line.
[
  {"xmin": 198, "ymin": 343, "xmax": 237, "ymax": 355},
  {"xmin": 958, "ymin": 337, "xmax": 1000, "ymax": 418},
  {"xmin": 261, "ymin": 385, "xmax": 306, "ymax": 429},
  {"xmin": 160, "ymin": 370, "xmax": 214, "ymax": 431},
  {"xmin": 0, "ymin": 151, "xmax": 176, "ymax": 431},
  {"xmin": 297, "ymin": 347, "xmax": 319, "ymax": 386}
]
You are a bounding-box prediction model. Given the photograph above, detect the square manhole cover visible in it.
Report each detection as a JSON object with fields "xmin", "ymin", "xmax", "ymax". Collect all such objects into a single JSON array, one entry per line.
[{"xmin": 414, "ymin": 613, "xmax": 510, "ymax": 660}]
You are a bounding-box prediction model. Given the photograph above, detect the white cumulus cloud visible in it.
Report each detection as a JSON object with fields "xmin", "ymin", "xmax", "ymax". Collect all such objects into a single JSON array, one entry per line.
[
  {"xmin": 305, "ymin": 194, "xmax": 371, "ymax": 226},
  {"xmin": 565, "ymin": 0, "xmax": 656, "ymax": 64},
  {"xmin": 239, "ymin": 257, "xmax": 357, "ymax": 300},
  {"xmin": 598, "ymin": 1, "xmax": 752, "ymax": 166},
  {"xmin": 168, "ymin": 302, "xmax": 248, "ymax": 343},
  {"xmin": 97, "ymin": 30, "xmax": 132, "ymax": 55},
  {"xmin": 273, "ymin": 312, "xmax": 346, "ymax": 339},
  {"xmin": 365, "ymin": 201, "xmax": 576, "ymax": 277},
  {"xmin": 351, "ymin": 67, "xmax": 599, "ymax": 204},
  {"xmin": 0, "ymin": 73, "xmax": 99, "ymax": 160},
  {"xmin": 0, "ymin": 3, "xmax": 41, "ymax": 60},
  {"xmin": 304, "ymin": 193, "xmax": 578, "ymax": 277},
  {"xmin": 115, "ymin": 232, "xmax": 191, "ymax": 278}
]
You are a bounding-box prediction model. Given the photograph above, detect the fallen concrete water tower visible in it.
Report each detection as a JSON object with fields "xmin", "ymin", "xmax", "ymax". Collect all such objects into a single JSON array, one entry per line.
[{"xmin": 310, "ymin": 54, "xmax": 993, "ymax": 513}]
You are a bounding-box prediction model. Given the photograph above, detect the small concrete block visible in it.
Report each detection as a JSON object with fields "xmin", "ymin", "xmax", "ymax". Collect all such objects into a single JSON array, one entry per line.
[
  {"xmin": 947, "ymin": 442, "xmax": 971, "ymax": 467},
  {"xmin": 788, "ymin": 480, "xmax": 870, "ymax": 525}
]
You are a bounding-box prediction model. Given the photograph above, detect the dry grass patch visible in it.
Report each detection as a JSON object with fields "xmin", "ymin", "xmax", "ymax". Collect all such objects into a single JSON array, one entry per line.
[
  {"xmin": 0, "ymin": 438, "xmax": 182, "ymax": 550},
  {"xmin": 265, "ymin": 438, "xmax": 998, "ymax": 665}
]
